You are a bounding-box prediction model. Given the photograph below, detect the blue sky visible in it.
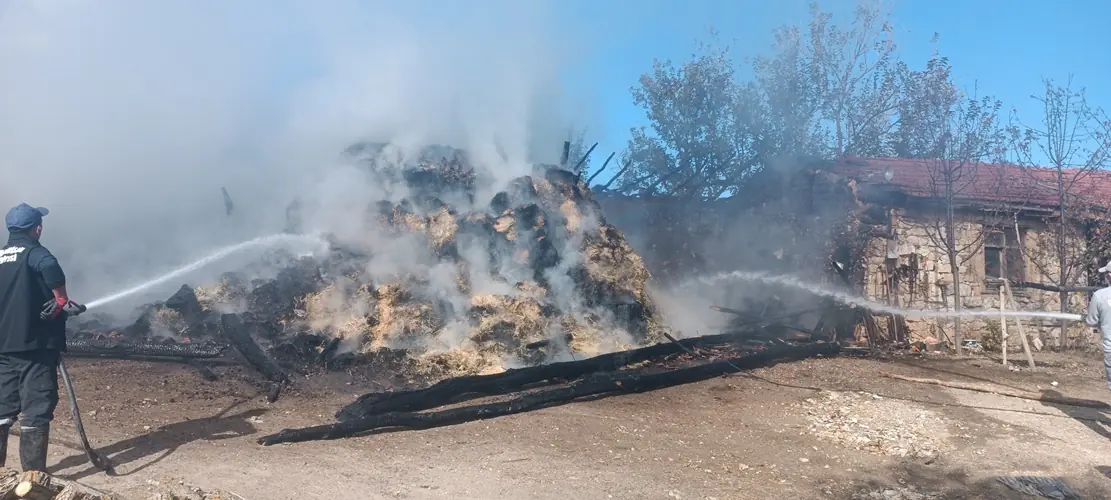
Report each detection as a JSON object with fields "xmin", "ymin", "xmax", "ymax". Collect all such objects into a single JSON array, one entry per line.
[{"xmin": 561, "ymin": 0, "xmax": 1111, "ymax": 178}]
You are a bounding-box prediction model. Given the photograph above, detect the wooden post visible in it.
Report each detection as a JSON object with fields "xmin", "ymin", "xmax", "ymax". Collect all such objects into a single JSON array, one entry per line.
[
  {"xmin": 1002, "ymin": 279, "xmax": 1036, "ymax": 370},
  {"xmin": 999, "ymin": 286, "xmax": 1008, "ymax": 366}
]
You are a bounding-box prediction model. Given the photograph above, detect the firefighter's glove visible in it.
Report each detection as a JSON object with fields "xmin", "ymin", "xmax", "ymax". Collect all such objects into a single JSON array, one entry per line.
[{"xmin": 40, "ymin": 299, "xmax": 85, "ymax": 321}]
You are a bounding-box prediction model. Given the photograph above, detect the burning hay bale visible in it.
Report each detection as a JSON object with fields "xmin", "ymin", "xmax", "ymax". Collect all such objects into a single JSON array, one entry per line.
[
  {"xmin": 411, "ymin": 347, "xmax": 505, "ymax": 378},
  {"xmin": 303, "ymin": 283, "xmax": 374, "ymax": 340},
  {"xmin": 468, "ymin": 290, "xmax": 549, "ymax": 358},
  {"xmin": 122, "ymin": 285, "xmax": 213, "ymax": 341},
  {"xmin": 193, "ymin": 273, "xmax": 246, "ymax": 310},
  {"xmin": 70, "ymin": 143, "xmax": 668, "ymax": 381},
  {"xmin": 312, "ymin": 147, "xmax": 666, "ymax": 372},
  {"xmin": 368, "ymin": 283, "xmax": 445, "ymax": 350}
]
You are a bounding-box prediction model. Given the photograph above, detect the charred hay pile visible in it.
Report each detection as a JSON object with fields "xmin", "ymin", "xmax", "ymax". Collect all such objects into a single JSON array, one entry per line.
[{"xmin": 69, "ymin": 144, "xmax": 667, "ymax": 381}]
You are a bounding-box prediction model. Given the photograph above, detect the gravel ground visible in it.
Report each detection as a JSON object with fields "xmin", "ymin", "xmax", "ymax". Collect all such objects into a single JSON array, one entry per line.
[{"xmin": 10, "ymin": 349, "xmax": 1111, "ymax": 499}]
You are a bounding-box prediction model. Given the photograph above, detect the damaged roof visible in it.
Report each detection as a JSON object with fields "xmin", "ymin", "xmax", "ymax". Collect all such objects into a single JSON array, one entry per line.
[{"xmin": 827, "ymin": 157, "xmax": 1111, "ymax": 209}]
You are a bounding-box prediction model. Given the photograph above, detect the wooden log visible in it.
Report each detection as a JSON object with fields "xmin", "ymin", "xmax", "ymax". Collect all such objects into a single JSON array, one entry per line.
[
  {"xmin": 879, "ymin": 372, "xmax": 1110, "ymax": 409},
  {"xmin": 13, "ymin": 470, "xmax": 55, "ymax": 499},
  {"xmin": 336, "ymin": 329, "xmax": 766, "ymax": 420},
  {"xmin": 220, "ymin": 314, "xmax": 289, "ymax": 386},
  {"xmin": 53, "ymin": 484, "xmax": 95, "ymax": 500},
  {"xmin": 0, "ymin": 466, "xmax": 20, "ymax": 495},
  {"xmin": 0, "ymin": 468, "xmax": 111, "ymax": 500},
  {"xmin": 47, "ymin": 477, "xmax": 111, "ymax": 500},
  {"xmin": 261, "ymin": 341, "xmax": 839, "ymax": 445}
]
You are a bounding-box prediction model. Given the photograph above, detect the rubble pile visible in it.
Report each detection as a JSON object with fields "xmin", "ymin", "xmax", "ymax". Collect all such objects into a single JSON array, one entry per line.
[
  {"xmin": 798, "ymin": 390, "xmax": 947, "ymax": 462},
  {"xmin": 0, "ymin": 467, "xmax": 115, "ymax": 499},
  {"xmin": 71, "ymin": 143, "xmax": 666, "ymax": 379}
]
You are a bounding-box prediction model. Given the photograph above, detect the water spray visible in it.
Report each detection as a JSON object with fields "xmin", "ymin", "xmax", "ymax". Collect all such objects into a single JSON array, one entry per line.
[
  {"xmin": 699, "ymin": 271, "xmax": 1084, "ymax": 322},
  {"xmin": 84, "ymin": 234, "xmax": 330, "ymax": 310}
]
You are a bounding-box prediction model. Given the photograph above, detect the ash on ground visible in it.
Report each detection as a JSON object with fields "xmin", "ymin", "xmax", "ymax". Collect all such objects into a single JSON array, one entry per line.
[
  {"xmin": 72, "ymin": 143, "xmax": 667, "ymax": 382},
  {"xmin": 798, "ymin": 390, "xmax": 947, "ymax": 462}
]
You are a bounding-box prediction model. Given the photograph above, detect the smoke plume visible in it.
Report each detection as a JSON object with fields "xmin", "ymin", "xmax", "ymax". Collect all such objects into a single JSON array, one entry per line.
[{"xmin": 0, "ymin": 0, "xmax": 582, "ymax": 312}]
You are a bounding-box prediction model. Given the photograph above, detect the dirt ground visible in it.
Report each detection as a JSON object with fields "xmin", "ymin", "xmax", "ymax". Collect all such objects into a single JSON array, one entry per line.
[{"xmin": 14, "ymin": 348, "xmax": 1111, "ymax": 499}]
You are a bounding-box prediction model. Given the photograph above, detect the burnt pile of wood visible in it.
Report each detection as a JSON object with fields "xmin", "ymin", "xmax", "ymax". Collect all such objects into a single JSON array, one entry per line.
[
  {"xmin": 0, "ymin": 467, "xmax": 112, "ymax": 499},
  {"xmin": 0, "ymin": 467, "xmax": 234, "ymax": 500},
  {"xmin": 259, "ymin": 329, "xmax": 840, "ymax": 445},
  {"xmin": 67, "ymin": 143, "xmax": 667, "ymax": 382}
]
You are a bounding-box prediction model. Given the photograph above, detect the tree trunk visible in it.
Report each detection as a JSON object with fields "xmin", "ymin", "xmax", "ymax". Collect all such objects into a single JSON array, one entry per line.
[
  {"xmin": 948, "ymin": 248, "xmax": 963, "ymax": 353},
  {"xmin": 1057, "ymin": 169, "xmax": 1068, "ymax": 348},
  {"xmin": 946, "ymin": 176, "xmax": 963, "ymax": 354}
]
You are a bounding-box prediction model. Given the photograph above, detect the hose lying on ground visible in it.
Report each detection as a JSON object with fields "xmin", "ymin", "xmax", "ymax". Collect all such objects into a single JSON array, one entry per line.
[{"xmin": 66, "ymin": 337, "xmax": 227, "ymax": 358}]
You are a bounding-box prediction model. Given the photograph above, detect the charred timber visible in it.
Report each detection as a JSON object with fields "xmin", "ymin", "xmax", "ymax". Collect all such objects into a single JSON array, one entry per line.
[
  {"xmin": 220, "ymin": 314, "xmax": 290, "ymax": 392},
  {"xmin": 336, "ymin": 329, "xmax": 776, "ymax": 421},
  {"xmin": 524, "ymin": 334, "xmax": 574, "ymax": 350},
  {"xmin": 260, "ymin": 341, "xmax": 839, "ymax": 445},
  {"xmin": 65, "ymin": 338, "xmax": 227, "ymax": 359}
]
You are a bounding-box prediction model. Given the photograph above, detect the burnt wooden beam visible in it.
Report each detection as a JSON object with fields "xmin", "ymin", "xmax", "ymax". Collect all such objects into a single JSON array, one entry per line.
[
  {"xmin": 220, "ymin": 314, "xmax": 290, "ymax": 402},
  {"xmin": 573, "ymin": 142, "xmax": 598, "ymax": 172},
  {"xmin": 335, "ymin": 329, "xmax": 768, "ymax": 421},
  {"xmin": 585, "ymin": 153, "xmax": 616, "ymax": 185},
  {"xmin": 259, "ymin": 341, "xmax": 839, "ymax": 445}
]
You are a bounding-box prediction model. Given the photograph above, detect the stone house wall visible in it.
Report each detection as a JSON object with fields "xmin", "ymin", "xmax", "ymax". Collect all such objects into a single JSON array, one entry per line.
[{"xmin": 860, "ymin": 207, "xmax": 1098, "ymax": 348}]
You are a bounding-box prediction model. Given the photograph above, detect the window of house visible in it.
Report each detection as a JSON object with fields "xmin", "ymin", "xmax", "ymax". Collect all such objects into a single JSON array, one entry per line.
[{"xmin": 984, "ymin": 227, "xmax": 1026, "ymax": 282}]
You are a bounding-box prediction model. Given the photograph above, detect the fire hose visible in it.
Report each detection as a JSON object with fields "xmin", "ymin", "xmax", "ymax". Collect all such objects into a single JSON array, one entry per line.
[
  {"xmin": 42, "ymin": 300, "xmax": 115, "ymax": 474},
  {"xmin": 58, "ymin": 359, "xmax": 114, "ymax": 474}
]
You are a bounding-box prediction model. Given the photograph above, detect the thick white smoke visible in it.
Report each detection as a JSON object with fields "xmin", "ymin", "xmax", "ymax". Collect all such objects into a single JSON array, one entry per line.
[{"xmin": 0, "ymin": 0, "xmax": 583, "ymax": 308}]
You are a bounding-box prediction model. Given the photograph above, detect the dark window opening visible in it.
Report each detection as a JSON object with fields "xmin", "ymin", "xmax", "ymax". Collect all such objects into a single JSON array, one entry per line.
[
  {"xmin": 984, "ymin": 227, "xmax": 1026, "ymax": 283},
  {"xmin": 985, "ymin": 248, "xmax": 1002, "ymax": 279}
]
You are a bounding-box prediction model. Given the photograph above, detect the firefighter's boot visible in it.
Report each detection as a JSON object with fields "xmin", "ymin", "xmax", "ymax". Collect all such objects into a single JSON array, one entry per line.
[{"xmin": 19, "ymin": 425, "xmax": 48, "ymax": 472}]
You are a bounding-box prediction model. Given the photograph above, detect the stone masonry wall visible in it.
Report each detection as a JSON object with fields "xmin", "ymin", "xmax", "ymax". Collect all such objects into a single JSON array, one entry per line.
[{"xmin": 861, "ymin": 209, "xmax": 1098, "ymax": 348}]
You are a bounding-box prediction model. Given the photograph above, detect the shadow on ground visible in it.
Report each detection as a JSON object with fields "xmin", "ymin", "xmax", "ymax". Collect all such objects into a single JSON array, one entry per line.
[
  {"xmin": 1041, "ymin": 389, "xmax": 1111, "ymax": 441},
  {"xmin": 841, "ymin": 452, "xmax": 1110, "ymax": 499},
  {"xmin": 53, "ymin": 400, "xmax": 264, "ymax": 481},
  {"xmin": 827, "ymin": 361, "xmax": 1111, "ymax": 499}
]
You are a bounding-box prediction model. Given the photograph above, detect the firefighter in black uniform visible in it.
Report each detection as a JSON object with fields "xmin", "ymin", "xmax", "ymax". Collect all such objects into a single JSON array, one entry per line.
[{"xmin": 0, "ymin": 203, "xmax": 85, "ymax": 471}]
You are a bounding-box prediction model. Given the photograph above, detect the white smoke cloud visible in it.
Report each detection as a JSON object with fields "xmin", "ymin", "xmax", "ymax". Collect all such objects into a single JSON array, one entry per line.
[{"xmin": 0, "ymin": 0, "xmax": 584, "ymax": 307}]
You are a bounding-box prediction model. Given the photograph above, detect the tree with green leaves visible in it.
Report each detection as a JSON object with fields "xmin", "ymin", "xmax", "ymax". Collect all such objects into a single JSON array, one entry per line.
[
  {"xmin": 617, "ymin": 38, "xmax": 748, "ymax": 200},
  {"xmin": 614, "ymin": 1, "xmax": 958, "ymax": 199}
]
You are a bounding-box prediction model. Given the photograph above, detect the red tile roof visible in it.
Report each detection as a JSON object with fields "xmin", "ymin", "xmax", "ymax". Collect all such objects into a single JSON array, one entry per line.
[{"xmin": 828, "ymin": 157, "xmax": 1111, "ymax": 209}]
